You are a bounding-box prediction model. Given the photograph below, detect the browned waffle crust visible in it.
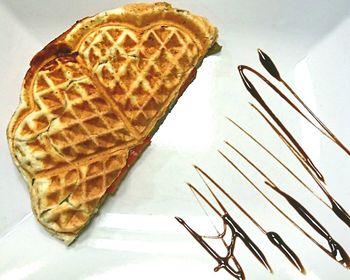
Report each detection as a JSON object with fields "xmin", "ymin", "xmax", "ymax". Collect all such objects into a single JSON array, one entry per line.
[{"xmin": 7, "ymin": 2, "xmax": 218, "ymax": 244}]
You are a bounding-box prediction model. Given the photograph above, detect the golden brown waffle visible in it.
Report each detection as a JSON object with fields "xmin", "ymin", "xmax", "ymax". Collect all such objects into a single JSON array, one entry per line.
[{"xmin": 7, "ymin": 2, "xmax": 218, "ymax": 244}]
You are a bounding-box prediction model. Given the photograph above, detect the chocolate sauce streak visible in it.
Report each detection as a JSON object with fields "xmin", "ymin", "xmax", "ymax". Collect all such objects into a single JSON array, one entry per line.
[
  {"xmin": 250, "ymin": 104, "xmax": 350, "ymax": 228},
  {"xmin": 176, "ymin": 177, "xmax": 273, "ymax": 279},
  {"xmin": 224, "ymin": 139, "xmax": 348, "ymax": 258},
  {"xmin": 226, "ymin": 117, "xmax": 330, "ymax": 209},
  {"xmin": 176, "ymin": 215, "xmax": 247, "ymax": 280},
  {"xmin": 190, "ymin": 179, "xmax": 272, "ymax": 274},
  {"xmin": 219, "ymin": 149, "xmax": 350, "ymax": 269},
  {"xmin": 237, "ymin": 64, "xmax": 324, "ymax": 184},
  {"xmin": 265, "ymin": 181, "xmax": 350, "ymax": 268},
  {"xmin": 194, "ymin": 166, "xmax": 305, "ymax": 274},
  {"xmin": 237, "ymin": 54, "xmax": 350, "ymax": 228},
  {"xmin": 258, "ymin": 49, "xmax": 350, "ymax": 156}
]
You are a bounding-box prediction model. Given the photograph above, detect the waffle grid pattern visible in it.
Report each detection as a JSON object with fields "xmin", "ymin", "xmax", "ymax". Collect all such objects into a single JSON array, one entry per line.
[
  {"xmin": 11, "ymin": 22, "xmax": 202, "ymax": 241},
  {"xmin": 80, "ymin": 25, "xmax": 199, "ymax": 135}
]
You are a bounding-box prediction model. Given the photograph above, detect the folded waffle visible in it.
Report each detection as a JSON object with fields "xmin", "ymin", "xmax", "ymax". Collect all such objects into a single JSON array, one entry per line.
[{"xmin": 7, "ymin": 2, "xmax": 218, "ymax": 244}]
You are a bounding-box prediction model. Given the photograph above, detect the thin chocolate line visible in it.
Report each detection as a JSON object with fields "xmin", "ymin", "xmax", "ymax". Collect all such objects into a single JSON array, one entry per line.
[
  {"xmin": 176, "ymin": 178, "xmax": 273, "ymax": 280},
  {"xmin": 194, "ymin": 165, "xmax": 266, "ymax": 235},
  {"xmin": 175, "ymin": 216, "xmax": 245, "ymax": 280},
  {"xmin": 224, "ymin": 138, "xmax": 349, "ymax": 261},
  {"xmin": 250, "ymin": 103, "xmax": 350, "ymax": 228},
  {"xmin": 241, "ymin": 50, "xmax": 350, "ymax": 227},
  {"xmin": 238, "ymin": 65, "xmax": 324, "ymax": 183},
  {"xmin": 188, "ymin": 183, "xmax": 226, "ymax": 242},
  {"xmin": 264, "ymin": 181, "xmax": 350, "ymax": 269},
  {"xmin": 225, "ymin": 116, "xmax": 330, "ymax": 209},
  {"xmin": 258, "ymin": 49, "xmax": 350, "ymax": 156},
  {"xmin": 219, "ymin": 150, "xmax": 350, "ymax": 268},
  {"xmin": 194, "ymin": 165, "xmax": 306, "ymax": 274},
  {"xmin": 186, "ymin": 181, "xmax": 273, "ymax": 274}
]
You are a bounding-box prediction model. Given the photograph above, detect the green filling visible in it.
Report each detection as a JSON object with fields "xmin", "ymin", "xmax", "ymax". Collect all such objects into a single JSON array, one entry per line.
[{"xmin": 205, "ymin": 42, "xmax": 222, "ymax": 57}]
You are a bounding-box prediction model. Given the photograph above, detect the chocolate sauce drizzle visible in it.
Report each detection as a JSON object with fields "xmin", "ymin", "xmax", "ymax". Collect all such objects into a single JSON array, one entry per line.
[
  {"xmin": 226, "ymin": 117, "xmax": 330, "ymax": 209},
  {"xmin": 252, "ymin": 104, "xmax": 350, "ymax": 228},
  {"xmin": 237, "ymin": 50, "xmax": 350, "ymax": 227},
  {"xmin": 265, "ymin": 181, "xmax": 350, "ymax": 268},
  {"xmin": 238, "ymin": 64, "xmax": 324, "ymax": 183},
  {"xmin": 177, "ymin": 49, "xmax": 349, "ymax": 278},
  {"xmin": 176, "ymin": 216, "xmax": 247, "ymax": 279},
  {"xmin": 194, "ymin": 166, "xmax": 305, "ymax": 274},
  {"xmin": 176, "ymin": 169, "xmax": 273, "ymax": 280},
  {"xmin": 220, "ymin": 145, "xmax": 350, "ymax": 269},
  {"xmin": 257, "ymin": 49, "xmax": 350, "ymax": 156}
]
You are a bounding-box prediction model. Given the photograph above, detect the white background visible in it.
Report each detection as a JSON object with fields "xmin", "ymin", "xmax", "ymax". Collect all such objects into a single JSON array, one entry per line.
[{"xmin": 0, "ymin": 1, "xmax": 349, "ymax": 279}]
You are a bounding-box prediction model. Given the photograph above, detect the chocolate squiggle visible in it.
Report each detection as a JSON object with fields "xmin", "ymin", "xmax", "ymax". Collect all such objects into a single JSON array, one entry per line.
[
  {"xmin": 237, "ymin": 51, "xmax": 350, "ymax": 227},
  {"xmin": 258, "ymin": 49, "xmax": 350, "ymax": 156},
  {"xmin": 176, "ymin": 168, "xmax": 273, "ymax": 280},
  {"xmin": 221, "ymin": 142, "xmax": 350, "ymax": 269},
  {"xmin": 194, "ymin": 166, "xmax": 305, "ymax": 274}
]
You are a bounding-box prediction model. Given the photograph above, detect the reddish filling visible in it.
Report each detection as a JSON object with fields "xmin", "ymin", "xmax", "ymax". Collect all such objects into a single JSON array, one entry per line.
[
  {"xmin": 178, "ymin": 68, "xmax": 197, "ymax": 97},
  {"xmin": 106, "ymin": 136, "xmax": 151, "ymax": 193},
  {"xmin": 106, "ymin": 67, "xmax": 197, "ymax": 194}
]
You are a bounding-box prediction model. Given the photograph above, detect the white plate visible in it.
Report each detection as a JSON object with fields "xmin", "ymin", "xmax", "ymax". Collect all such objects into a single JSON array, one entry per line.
[{"xmin": 1, "ymin": 0, "xmax": 349, "ymax": 279}]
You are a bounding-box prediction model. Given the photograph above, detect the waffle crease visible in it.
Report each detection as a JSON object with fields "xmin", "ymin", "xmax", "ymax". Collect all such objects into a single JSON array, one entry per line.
[{"xmin": 7, "ymin": 2, "xmax": 218, "ymax": 244}]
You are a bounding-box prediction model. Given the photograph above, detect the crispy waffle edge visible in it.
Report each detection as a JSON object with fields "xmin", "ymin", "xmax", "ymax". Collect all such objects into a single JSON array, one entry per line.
[{"xmin": 7, "ymin": 2, "xmax": 219, "ymax": 244}]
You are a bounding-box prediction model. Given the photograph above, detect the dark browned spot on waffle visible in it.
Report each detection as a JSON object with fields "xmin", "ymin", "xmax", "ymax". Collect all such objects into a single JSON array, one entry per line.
[
  {"xmin": 41, "ymin": 154, "xmax": 65, "ymax": 170},
  {"xmin": 142, "ymin": 33, "xmax": 161, "ymax": 56},
  {"xmin": 27, "ymin": 139, "xmax": 47, "ymax": 152},
  {"xmin": 123, "ymin": 34, "xmax": 137, "ymax": 49},
  {"xmin": 75, "ymin": 139, "xmax": 98, "ymax": 154},
  {"xmin": 90, "ymin": 97, "xmax": 110, "ymax": 112},
  {"xmin": 101, "ymin": 66, "xmax": 114, "ymax": 82},
  {"xmin": 146, "ymin": 65, "xmax": 161, "ymax": 88},
  {"xmin": 107, "ymin": 28, "xmax": 122, "ymax": 40},
  {"xmin": 88, "ymin": 49, "xmax": 99, "ymax": 67},
  {"xmin": 166, "ymin": 33, "xmax": 182, "ymax": 48},
  {"xmin": 40, "ymin": 93, "xmax": 63, "ymax": 109},
  {"xmin": 59, "ymin": 111, "xmax": 76, "ymax": 125},
  {"xmin": 32, "ymin": 115, "xmax": 49, "ymax": 131},
  {"xmin": 66, "ymin": 85, "xmax": 83, "ymax": 101},
  {"xmin": 143, "ymin": 98, "xmax": 158, "ymax": 119},
  {"xmin": 84, "ymin": 117, "xmax": 108, "ymax": 134},
  {"xmin": 36, "ymin": 75, "xmax": 51, "ymax": 92},
  {"xmin": 46, "ymin": 191, "xmax": 60, "ymax": 206}
]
